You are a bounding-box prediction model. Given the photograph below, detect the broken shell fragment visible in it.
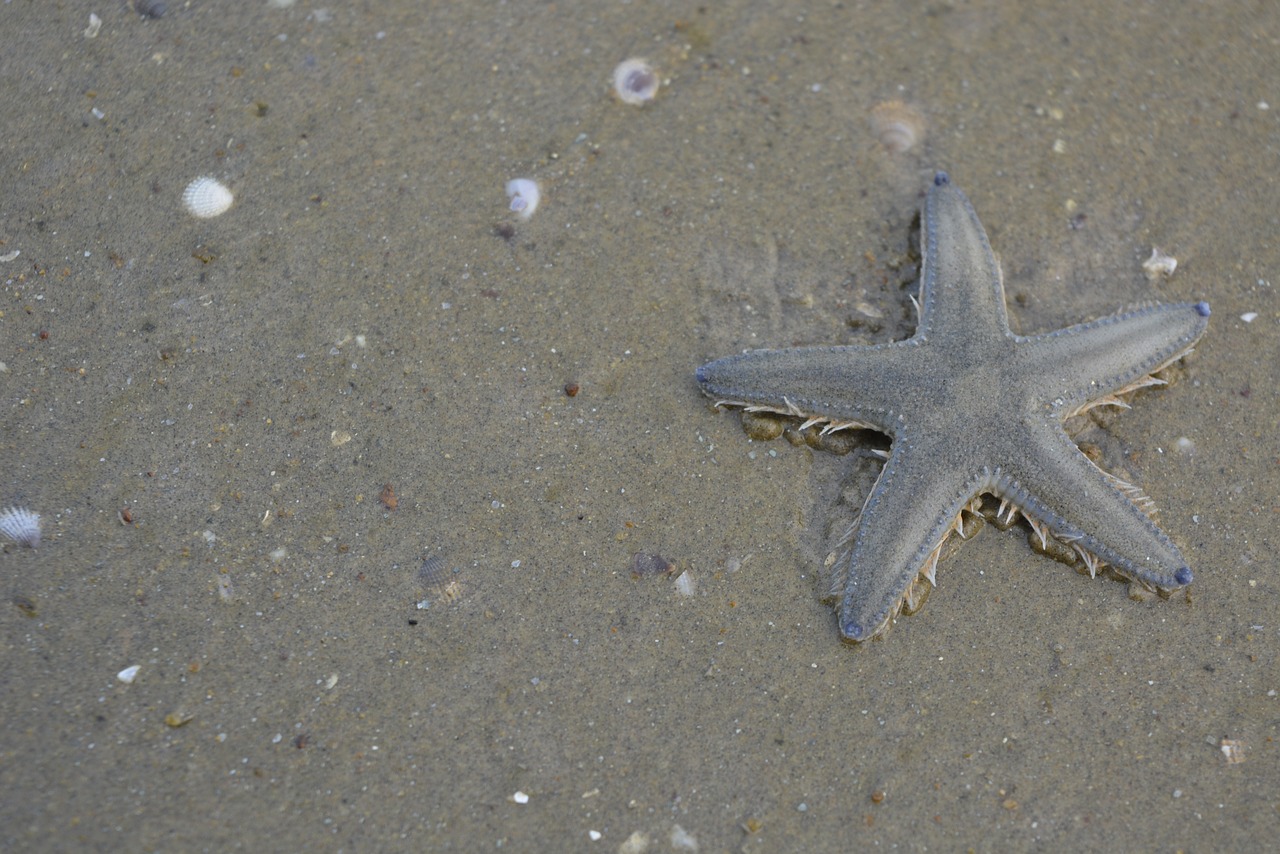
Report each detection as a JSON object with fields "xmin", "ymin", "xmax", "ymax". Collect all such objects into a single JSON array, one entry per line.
[
  {"xmin": 630, "ymin": 551, "xmax": 676, "ymax": 578},
  {"xmin": 1143, "ymin": 247, "xmax": 1177, "ymax": 279},
  {"xmin": 673, "ymin": 570, "xmax": 696, "ymax": 596}
]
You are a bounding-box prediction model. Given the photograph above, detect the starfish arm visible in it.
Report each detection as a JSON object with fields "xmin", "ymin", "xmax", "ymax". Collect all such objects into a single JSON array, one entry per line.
[
  {"xmin": 916, "ymin": 173, "xmax": 1012, "ymax": 343},
  {"xmin": 994, "ymin": 421, "xmax": 1194, "ymax": 590},
  {"xmin": 837, "ymin": 431, "xmax": 986, "ymax": 642},
  {"xmin": 1019, "ymin": 301, "xmax": 1210, "ymax": 414},
  {"xmin": 695, "ymin": 342, "xmax": 926, "ymax": 432}
]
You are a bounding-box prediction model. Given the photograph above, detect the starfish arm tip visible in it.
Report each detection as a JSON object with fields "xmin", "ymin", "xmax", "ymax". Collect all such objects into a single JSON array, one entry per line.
[
  {"xmin": 1194, "ymin": 301, "xmax": 1211, "ymax": 318},
  {"xmin": 841, "ymin": 620, "xmax": 869, "ymax": 642},
  {"xmin": 1175, "ymin": 566, "xmax": 1194, "ymax": 586},
  {"xmin": 934, "ymin": 170, "xmax": 950, "ymax": 187}
]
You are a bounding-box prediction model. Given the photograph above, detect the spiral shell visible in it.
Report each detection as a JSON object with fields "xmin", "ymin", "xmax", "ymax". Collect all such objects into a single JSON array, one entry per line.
[
  {"xmin": 869, "ymin": 101, "xmax": 925, "ymax": 154},
  {"xmin": 182, "ymin": 176, "xmax": 234, "ymax": 219},
  {"xmin": 505, "ymin": 178, "xmax": 540, "ymax": 220},
  {"xmin": 612, "ymin": 58, "xmax": 659, "ymax": 106}
]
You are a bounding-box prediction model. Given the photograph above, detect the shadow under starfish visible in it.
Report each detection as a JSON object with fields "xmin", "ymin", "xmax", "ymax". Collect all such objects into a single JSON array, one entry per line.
[{"xmin": 696, "ymin": 172, "xmax": 1210, "ymax": 644}]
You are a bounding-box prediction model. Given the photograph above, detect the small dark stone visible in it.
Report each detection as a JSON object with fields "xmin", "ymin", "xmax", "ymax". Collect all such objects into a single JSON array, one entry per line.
[{"xmin": 133, "ymin": 0, "xmax": 167, "ymax": 18}]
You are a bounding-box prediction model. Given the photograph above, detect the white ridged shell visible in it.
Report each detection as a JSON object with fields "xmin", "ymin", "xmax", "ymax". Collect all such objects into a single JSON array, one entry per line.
[
  {"xmin": 182, "ymin": 176, "xmax": 234, "ymax": 219},
  {"xmin": 0, "ymin": 506, "xmax": 41, "ymax": 548}
]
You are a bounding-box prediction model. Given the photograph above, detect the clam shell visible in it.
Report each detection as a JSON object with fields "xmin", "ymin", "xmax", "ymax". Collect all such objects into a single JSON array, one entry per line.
[
  {"xmin": 415, "ymin": 555, "xmax": 464, "ymax": 608},
  {"xmin": 0, "ymin": 506, "xmax": 41, "ymax": 548},
  {"xmin": 182, "ymin": 176, "xmax": 234, "ymax": 219}
]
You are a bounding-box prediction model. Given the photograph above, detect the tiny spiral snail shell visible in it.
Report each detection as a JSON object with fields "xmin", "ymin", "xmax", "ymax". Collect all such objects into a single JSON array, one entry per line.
[
  {"xmin": 869, "ymin": 101, "xmax": 926, "ymax": 154},
  {"xmin": 612, "ymin": 58, "xmax": 659, "ymax": 105},
  {"xmin": 505, "ymin": 178, "xmax": 540, "ymax": 220}
]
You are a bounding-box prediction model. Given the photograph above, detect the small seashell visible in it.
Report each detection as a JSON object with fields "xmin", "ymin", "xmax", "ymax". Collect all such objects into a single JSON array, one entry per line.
[
  {"xmin": 379, "ymin": 483, "xmax": 398, "ymax": 511},
  {"xmin": 630, "ymin": 551, "xmax": 675, "ymax": 578},
  {"xmin": 505, "ymin": 178, "xmax": 540, "ymax": 220},
  {"xmin": 1219, "ymin": 737, "xmax": 1245, "ymax": 764},
  {"xmin": 416, "ymin": 555, "xmax": 464, "ymax": 608},
  {"xmin": 1142, "ymin": 247, "xmax": 1177, "ymax": 279},
  {"xmin": 117, "ymin": 664, "xmax": 141, "ymax": 684},
  {"xmin": 869, "ymin": 100, "xmax": 926, "ymax": 154},
  {"xmin": 673, "ymin": 570, "xmax": 696, "ymax": 596},
  {"xmin": 671, "ymin": 825, "xmax": 698, "ymax": 850},
  {"xmin": 0, "ymin": 506, "xmax": 41, "ymax": 548},
  {"xmin": 417, "ymin": 555, "xmax": 451, "ymax": 589},
  {"xmin": 182, "ymin": 176, "xmax": 234, "ymax": 219},
  {"xmin": 436, "ymin": 579, "xmax": 464, "ymax": 604},
  {"xmin": 612, "ymin": 58, "xmax": 659, "ymax": 105}
]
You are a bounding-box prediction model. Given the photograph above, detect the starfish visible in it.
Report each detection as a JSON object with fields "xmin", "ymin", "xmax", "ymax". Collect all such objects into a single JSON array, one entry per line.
[{"xmin": 696, "ymin": 172, "xmax": 1210, "ymax": 644}]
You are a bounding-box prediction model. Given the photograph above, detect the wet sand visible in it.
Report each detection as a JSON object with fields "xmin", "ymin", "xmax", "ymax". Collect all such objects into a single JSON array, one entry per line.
[{"xmin": 2, "ymin": 1, "xmax": 1277, "ymax": 849}]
